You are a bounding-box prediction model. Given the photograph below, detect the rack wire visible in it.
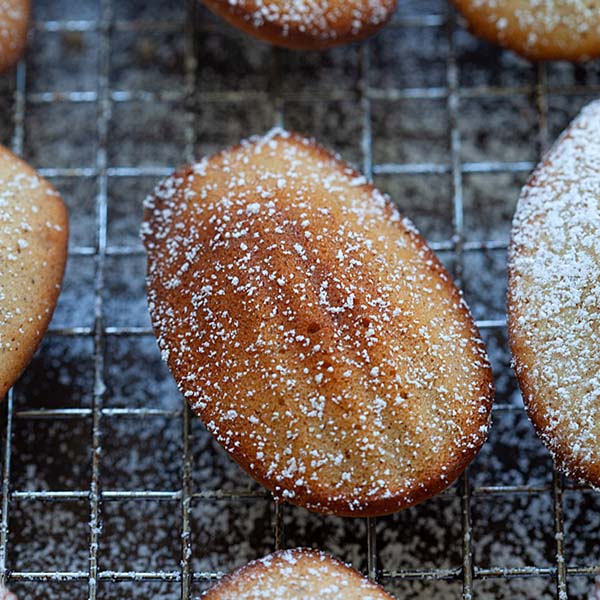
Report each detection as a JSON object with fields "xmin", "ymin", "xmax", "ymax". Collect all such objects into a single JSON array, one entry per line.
[{"xmin": 1, "ymin": 0, "xmax": 600, "ymax": 598}]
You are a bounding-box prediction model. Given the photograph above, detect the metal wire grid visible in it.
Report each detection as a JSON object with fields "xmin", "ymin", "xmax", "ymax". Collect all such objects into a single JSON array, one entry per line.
[{"xmin": 1, "ymin": 1, "xmax": 599, "ymax": 598}]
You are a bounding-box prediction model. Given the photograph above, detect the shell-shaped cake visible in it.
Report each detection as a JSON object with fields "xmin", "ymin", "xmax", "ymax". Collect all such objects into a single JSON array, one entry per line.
[
  {"xmin": 452, "ymin": 0, "xmax": 600, "ymax": 62},
  {"xmin": 143, "ymin": 130, "xmax": 494, "ymax": 516},
  {"xmin": 0, "ymin": 0, "xmax": 30, "ymax": 73},
  {"xmin": 203, "ymin": 548, "xmax": 396, "ymax": 599},
  {"xmin": 508, "ymin": 100, "xmax": 600, "ymax": 487},
  {"xmin": 202, "ymin": 0, "xmax": 397, "ymax": 49},
  {"xmin": 0, "ymin": 146, "xmax": 68, "ymax": 398}
]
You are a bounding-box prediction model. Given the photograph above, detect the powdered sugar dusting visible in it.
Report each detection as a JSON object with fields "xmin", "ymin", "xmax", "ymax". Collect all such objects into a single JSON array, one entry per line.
[
  {"xmin": 0, "ymin": 162, "xmax": 58, "ymax": 341},
  {"xmin": 462, "ymin": 0, "xmax": 600, "ymax": 57},
  {"xmin": 142, "ymin": 130, "xmax": 493, "ymax": 515},
  {"xmin": 0, "ymin": 146, "xmax": 67, "ymax": 397},
  {"xmin": 0, "ymin": 0, "xmax": 27, "ymax": 66},
  {"xmin": 213, "ymin": 0, "xmax": 395, "ymax": 41},
  {"xmin": 508, "ymin": 99, "xmax": 600, "ymax": 485},
  {"xmin": 203, "ymin": 548, "xmax": 395, "ymax": 599}
]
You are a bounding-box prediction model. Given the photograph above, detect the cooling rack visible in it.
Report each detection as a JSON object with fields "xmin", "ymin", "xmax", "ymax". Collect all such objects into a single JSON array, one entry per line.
[{"xmin": 1, "ymin": 0, "xmax": 600, "ymax": 598}]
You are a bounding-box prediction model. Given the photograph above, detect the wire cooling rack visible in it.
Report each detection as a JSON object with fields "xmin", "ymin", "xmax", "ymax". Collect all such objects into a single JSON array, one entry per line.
[{"xmin": 1, "ymin": 0, "xmax": 600, "ymax": 598}]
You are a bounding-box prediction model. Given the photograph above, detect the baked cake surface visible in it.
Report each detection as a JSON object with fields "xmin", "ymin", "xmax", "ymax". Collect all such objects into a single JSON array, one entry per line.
[
  {"xmin": 0, "ymin": 145, "xmax": 68, "ymax": 398},
  {"xmin": 0, "ymin": 0, "xmax": 30, "ymax": 73},
  {"xmin": 508, "ymin": 100, "xmax": 600, "ymax": 486},
  {"xmin": 202, "ymin": 0, "xmax": 397, "ymax": 49},
  {"xmin": 143, "ymin": 129, "xmax": 494, "ymax": 516},
  {"xmin": 452, "ymin": 0, "xmax": 600, "ymax": 62},
  {"xmin": 203, "ymin": 548, "xmax": 396, "ymax": 599}
]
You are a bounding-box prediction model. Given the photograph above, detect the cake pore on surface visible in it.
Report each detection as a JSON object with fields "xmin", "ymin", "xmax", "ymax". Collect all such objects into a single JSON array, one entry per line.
[
  {"xmin": 142, "ymin": 129, "xmax": 494, "ymax": 516},
  {"xmin": 508, "ymin": 100, "xmax": 600, "ymax": 487},
  {"xmin": 202, "ymin": 0, "xmax": 397, "ymax": 49},
  {"xmin": 202, "ymin": 548, "xmax": 396, "ymax": 599}
]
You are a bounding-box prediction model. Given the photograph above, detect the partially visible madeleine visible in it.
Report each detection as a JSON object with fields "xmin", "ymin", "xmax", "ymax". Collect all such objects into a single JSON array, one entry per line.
[
  {"xmin": 508, "ymin": 100, "xmax": 600, "ymax": 487},
  {"xmin": 202, "ymin": 0, "xmax": 397, "ymax": 49},
  {"xmin": 453, "ymin": 0, "xmax": 600, "ymax": 62},
  {"xmin": 143, "ymin": 129, "xmax": 494, "ymax": 516},
  {"xmin": 0, "ymin": 0, "xmax": 30, "ymax": 73},
  {"xmin": 203, "ymin": 549, "xmax": 396, "ymax": 599},
  {"xmin": 0, "ymin": 146, "xmax": 68, "ymax": 398}
]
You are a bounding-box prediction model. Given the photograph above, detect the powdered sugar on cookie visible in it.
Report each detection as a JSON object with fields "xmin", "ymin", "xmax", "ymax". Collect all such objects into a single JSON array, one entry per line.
[
  {"xmin": 203, "ymin": 0, "xmax": 397, "ymax": 49},
  {"xmin": 143, "ymin": 130, "xmax": 493, "ymax": 516},
  {"xmin": 223, "ymin": 0, "xmax": 393, "ymax": 38},
  {"xmin": 0, "ymin": 1, "xmax": 25, "ymax": 48},
  {"xmin": 508, "ymin": 100, "xmax": 600, "ymax": 486},
  {"xmin": 453, "ymin": 0, "xmax": 600, "ymax": 61},
  {"xmin": 0, "ymin": 146, "xmax": 68, "ymax": 398},
  {"xmin": 479, "ymin": 0, "xmax": 598, "ymax": 41},
  {"xmin": 0, "ymin": 166, "xmax": 60, "ymax": 342},
  {"xmin": 203, "ymin": 548, "xmax": 395, "ymax": 599},
  {"xmin": 0, "ymin": 0, "xmax": 29, "ymax": 72}
]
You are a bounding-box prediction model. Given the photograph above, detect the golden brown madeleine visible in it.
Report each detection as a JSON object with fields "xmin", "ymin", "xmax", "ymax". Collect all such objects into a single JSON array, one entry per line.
[
  {"xmin": 203, "ymin": 548, "xmax": 396, "ymax": 599},
  {"xmin": 0, "ymin": 145, "xmax": 68, "ymax": 398},
  {"xmin": 508, "ymin": 100, "xmax": 600, "ymax": 487},
  {"xmin": 453, "ymin": 0, "xmax": 600, "ymax": 62},
  {"xmin": 0, "ymin": 0, "xmax": 30, "ymax": 73},
  {"xmin": 143, "ymin": 130, "xmax": 494, "ymax": 516},
  {"xmin": 202, "ymin": 0, "xmax": 397, "ymax": 50}
]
